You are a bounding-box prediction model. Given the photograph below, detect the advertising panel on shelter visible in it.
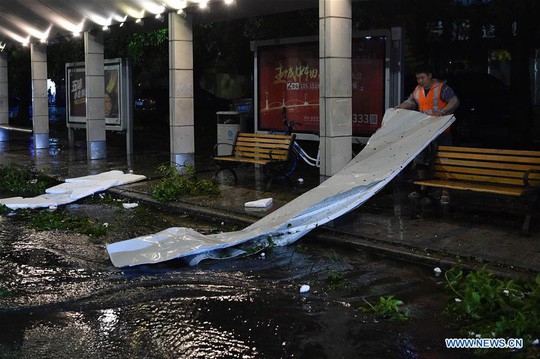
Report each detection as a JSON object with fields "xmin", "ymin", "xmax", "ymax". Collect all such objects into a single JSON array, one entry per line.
[
  {"xmin": 352, "ymin": 36, "xmax": 386, "ymax": 136},
  {"xmin": 257, "ymin": 38, "xmax": 386, "ymax": 137},
  {"xmin": 68, "ymin": 68, "xmax": 86, "ymax": 117},
  {"xmin": 65, "ymin": 58, "xmax": 127, "ymax": 130},
  {"xmin": 258, "ymin": 42, "xmax": 320, "ymax": 133}
]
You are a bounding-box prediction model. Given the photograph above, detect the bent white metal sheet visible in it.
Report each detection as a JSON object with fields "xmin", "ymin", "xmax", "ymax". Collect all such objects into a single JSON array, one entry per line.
[
  {"xmin": 0, "ymin": 170, "xmax": 146, "ymax": 209},
  {"xmin": 107, "ymin": 109, "xmax": 455, "ymax": 267}
]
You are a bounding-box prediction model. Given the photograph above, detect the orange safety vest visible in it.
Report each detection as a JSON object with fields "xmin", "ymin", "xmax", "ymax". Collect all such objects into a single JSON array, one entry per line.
[
  {"xmin": 413, "ymin": 80, "xmax": 448, "ymax": 115},
  {"xmin": 413, "ymin": 80, "xmax": 451, "ymax": 133}
]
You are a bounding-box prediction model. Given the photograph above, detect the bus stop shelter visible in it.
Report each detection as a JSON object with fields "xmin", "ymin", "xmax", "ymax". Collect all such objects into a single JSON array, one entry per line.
[{"xmin": 0, "ymin": 0, "xmax": 402, "ymax": 179}]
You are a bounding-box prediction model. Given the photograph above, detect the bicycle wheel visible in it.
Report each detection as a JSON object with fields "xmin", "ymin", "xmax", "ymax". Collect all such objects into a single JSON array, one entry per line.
[{"xmin": 263, "ymin": 152, "xmax": 298, "ymax": 180}]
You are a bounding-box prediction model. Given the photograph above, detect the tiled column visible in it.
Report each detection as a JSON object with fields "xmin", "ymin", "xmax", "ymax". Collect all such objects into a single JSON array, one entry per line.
[
  {"xmin": 30, "ymin": 43, "xmax": 49, "ymax": 149},
  {"xmin": 0, "ymin": 52, "xmax": 8, "ymax": 142},
  {"xmin": 169, "ymin": 12, "xmax": 194, "ymax": 170},
  {"xmin": 319, "ymin": 0, "xmax": 352, "ymax": 179},
  {"xmin": 84, "ymin": 30, "xmax": 106, "ymax": 160}
]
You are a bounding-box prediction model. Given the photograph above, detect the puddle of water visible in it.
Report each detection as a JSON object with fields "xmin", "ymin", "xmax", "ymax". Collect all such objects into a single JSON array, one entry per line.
[{"xmin": 0, "ymin": 203, "xmax": 475, "ymax": 358}]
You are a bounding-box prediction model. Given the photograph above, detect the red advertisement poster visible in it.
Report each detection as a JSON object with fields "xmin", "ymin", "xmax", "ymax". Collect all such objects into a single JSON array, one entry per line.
[
  {"xmin": 258, "ymin": 42, "xmax": 319, "ymax": 133},
  {"xmin": 352, "ymin": 36, "xmax": 386, "ymax": 136}
]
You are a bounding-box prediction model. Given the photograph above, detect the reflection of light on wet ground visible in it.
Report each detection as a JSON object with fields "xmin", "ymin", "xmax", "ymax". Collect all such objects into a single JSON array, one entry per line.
[{"xmin": 98, "ymin": 308, "xmax": 119, "ymax": 334}]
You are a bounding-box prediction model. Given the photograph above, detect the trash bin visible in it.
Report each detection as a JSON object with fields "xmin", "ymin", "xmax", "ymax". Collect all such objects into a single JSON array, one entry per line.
[{"xmin": 216, "ymin": 111, "xmax": 246, "ymax": 156}]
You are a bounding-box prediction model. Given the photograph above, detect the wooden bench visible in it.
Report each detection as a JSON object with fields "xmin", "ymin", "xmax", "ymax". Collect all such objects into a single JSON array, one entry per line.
[
  {"xmin": 413, "ymin": 145, "xmax": 540, "ymax": 234},
  {"xmin": 213, "ymin": 132, "xmax": 296, "ymax": 182}
]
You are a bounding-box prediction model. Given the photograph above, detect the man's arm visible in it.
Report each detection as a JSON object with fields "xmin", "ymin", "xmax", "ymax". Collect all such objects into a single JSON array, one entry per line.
[
  {"xmin": 441, "ymin": 96, "xmax": 460, "ymax": 115},
  {"xmin": 440, "ymin": 85, "xmax": 460, "ymax": 115},
  {"xmin": 395, "ymin": 93, "xmax": 417, "ymax": 110}
]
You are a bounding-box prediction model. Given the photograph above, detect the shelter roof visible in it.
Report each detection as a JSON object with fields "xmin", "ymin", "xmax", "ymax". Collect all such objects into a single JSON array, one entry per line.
[{"xmin": 0, "ymin": 0, "xmax": 317, "ymax": 50}]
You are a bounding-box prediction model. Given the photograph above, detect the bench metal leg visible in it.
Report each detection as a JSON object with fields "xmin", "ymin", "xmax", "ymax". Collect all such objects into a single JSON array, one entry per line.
[
  {"xmin": 522, "ymin": 213, "xmax": 531, "ymax": 236},
  {"xmin": 265, "ymin": 178, "xmax": 273, "ymax": 192}
]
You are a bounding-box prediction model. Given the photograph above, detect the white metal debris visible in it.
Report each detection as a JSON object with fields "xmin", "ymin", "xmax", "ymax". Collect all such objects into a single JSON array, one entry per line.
[
  {"xmin": 107, "ymin": 109, "xmax": 455, "ymax": 267},
  {"xmin": 0, "ymin": 170, "xmax": 146, "ymax": 209}
]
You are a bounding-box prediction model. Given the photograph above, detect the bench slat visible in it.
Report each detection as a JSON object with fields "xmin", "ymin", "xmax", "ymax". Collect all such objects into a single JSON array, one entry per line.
[
  {"xmin": 235, "ymin": 141, "xmax": 291, "ymax": 150},
  {"xmin": 237, "ymin": 133, "xmax": 292, "ymax": 140},
  {"xmin": 437, "ymin": 151, "xmax": 540, "ymax": 165},
  {"xmin": 414, "ymin": 179, "xmax": 523, "ymax": 196},
  {"xmin": 438, "ymin": 145, "xmax": 540, "ymax": 157},
  {"xmin": 233, "ymin": 152, "xmax": 289, "ymax": 160},
  {"xmin": 214, "ymin": 156, "xmax": 269, "ymax": 165},
  {"xmin": 433, "ymin": 171, "xmax": 531, "ymax": 186},
  {"xmin": 434, "ymin": 164, "xmax": 540, "ymax": 181},
  {"xmin": 234, "ymin": 145, "xmax": 289, "ymax": 153},
  {"xmin": 237, "ymin": 136, "xmax": 292, "ymax": 146},
  {"xmin": 234, "ymin": 152, "xmax": 288, "ymax": 161},
  {"xmin": 435, "ymin": 158, "xmax": 540, "ymax": 172}
]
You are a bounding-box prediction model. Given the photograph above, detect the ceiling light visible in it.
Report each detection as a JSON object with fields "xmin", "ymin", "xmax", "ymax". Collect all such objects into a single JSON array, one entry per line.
[
  {"xmin": 142, "ymin": 2, "xmax": 165, "ymax": 15},
  {"xmin": 224, "ymin": 0, "xmax": 234, "ymax": 5},
  {"xmin": 164, "ymin": 0, "xmax": 187, "ymax": 10},
  {"xmin": 123, "ymin": 7, "xmax": 145, "ymax": 19},
  {"xmin": 0, "ymin": 25, "xmax": 29, "ymax": 44},
  {"xmin": 89, "ymin": 14, "xmax": 112, "ymax": 27},
  {"xmin": 113, "ymin": 14, "xmax": 128, "ymax": 23}
]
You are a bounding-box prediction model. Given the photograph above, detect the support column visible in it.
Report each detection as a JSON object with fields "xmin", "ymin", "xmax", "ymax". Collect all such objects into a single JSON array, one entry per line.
[
  {"xmin": 0, "ymin": 52, "xmax": 8, "ymax": 142},
  {"xmin": 84, "ymin": 30, "xmax": 106, "ymax": 160},
  {"xmin": 319, "ymin": 0, "xmax": 352, "ymax": 179},
  {"xmin": 30, "ymin": 43, "xmax": 49, "ymax": 149},
  {"xmin": 169, "ymin": 12, "xmax": 194, "ymax": 170}
]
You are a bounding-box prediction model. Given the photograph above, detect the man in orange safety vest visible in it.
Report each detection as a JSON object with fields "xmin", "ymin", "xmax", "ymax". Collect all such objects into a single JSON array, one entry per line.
[{"xmin": 396, "ymin": 64, "xmax": 460, "ymax": 204}]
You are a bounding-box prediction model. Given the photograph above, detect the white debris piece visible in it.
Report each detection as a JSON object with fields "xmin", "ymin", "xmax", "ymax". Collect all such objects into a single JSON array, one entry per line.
[
  {"xmin": 244, "ymin": 198, "xmax": 273, "ymax": 208},
  {"xmin": 122, "ymin": 203, "xmax": 139, "ymax": 209},
  {"xmin": 0, "ymin": 170, "xmax": 146, "ymax": 210},
  {"xmin": 48, "ymin": 205, "xmax": 57, "ymax": 211},
  {"xmin": 433, "ymin": 267, "xmax": 442, "ymax": 276},
  {"xmin": 300, "ymin": 285, "xmax": 310, "ymax": 294},
  {"xmin": 532, "ymin": 339, "xmax": 539, "ymax": 345},
  {"xmin": 107, "ymin": 109, "xmax": 456, "ymax": 268}
]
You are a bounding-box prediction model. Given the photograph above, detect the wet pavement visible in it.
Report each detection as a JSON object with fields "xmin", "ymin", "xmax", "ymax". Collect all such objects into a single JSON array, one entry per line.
[
  {"xmin": 1, "ymin": 128, "xmax": 539, "ymax": 278},
  {"xmin": 1, "ymin": 127, "xmax": 538, "ymax": 357},
  {"xmin": 0, "ymin": 205, "xmax": 468, "ymax": 358}
]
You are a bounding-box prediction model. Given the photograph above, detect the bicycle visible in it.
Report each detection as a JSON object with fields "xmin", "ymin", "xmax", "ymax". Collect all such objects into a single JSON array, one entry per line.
[{"xmin": 264, "ymin": 107, "xmax": 320, "ymax": 180}]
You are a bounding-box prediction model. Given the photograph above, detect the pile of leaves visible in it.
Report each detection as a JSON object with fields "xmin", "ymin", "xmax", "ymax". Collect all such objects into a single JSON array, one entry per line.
[
  {"xmin": 0, "ymin": 165, "xmax": 58, "ymax": 196},
  {"xmin": 18, "ymin": 209, "xmax": 108, "ymax": 237},
  {"xmin": 445, "ymin": 266, "xmax": 540, "ymax": 346},
  {"xmin": 359, "ymin": 295, "xmax": 411, "ymax": 321},
  {"xmin": 152, "ymin": 164, "xmax": 219, "ymax": 202}
]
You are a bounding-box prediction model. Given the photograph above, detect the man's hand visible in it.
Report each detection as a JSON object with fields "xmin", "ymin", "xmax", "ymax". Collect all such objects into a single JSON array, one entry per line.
[
  {"xmin": 395, "ymin": 99, "xmax": 416, "ymax": 110},
  {"xmin": 431, "ymin": 109, "xmax": 445, "ymax": 116}
]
